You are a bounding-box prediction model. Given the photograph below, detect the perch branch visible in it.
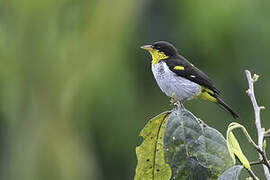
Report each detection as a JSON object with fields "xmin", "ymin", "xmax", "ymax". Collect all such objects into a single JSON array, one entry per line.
[{"xmin": 245, "ymin": 70, "xmax": 270, "ymax": 179}]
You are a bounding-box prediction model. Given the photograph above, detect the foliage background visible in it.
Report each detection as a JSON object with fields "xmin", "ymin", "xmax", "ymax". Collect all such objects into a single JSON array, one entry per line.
[{"xmin": 0, "ymin": 0, "xmax": 270, "ymax": 179}]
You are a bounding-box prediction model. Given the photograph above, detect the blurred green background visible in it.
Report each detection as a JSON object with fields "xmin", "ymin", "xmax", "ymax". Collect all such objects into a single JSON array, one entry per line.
[{"xmin": 0, "ymin": 0, "xmax": 270, "ymax": 179}]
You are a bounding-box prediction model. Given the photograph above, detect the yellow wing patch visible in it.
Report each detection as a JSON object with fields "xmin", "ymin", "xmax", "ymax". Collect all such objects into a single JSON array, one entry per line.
[{"xmin": 173, "ymin": 66, "xmax": 185, "ymax": 70}]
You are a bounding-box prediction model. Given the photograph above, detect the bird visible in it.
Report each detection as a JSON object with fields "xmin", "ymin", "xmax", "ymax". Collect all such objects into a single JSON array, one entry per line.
[{"xmin": 140, "ymin": 41, "xmax": 239, "ymax": 119}]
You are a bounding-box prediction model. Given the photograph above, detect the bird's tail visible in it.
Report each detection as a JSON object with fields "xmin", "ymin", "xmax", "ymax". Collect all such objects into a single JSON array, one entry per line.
[
  {"xmin": 215, "ymin": 96, "xmax": 239, "ymax": 119},
  {"xmin": 198, "ymin": 89, "xmax": 240, "ymax": 119}
]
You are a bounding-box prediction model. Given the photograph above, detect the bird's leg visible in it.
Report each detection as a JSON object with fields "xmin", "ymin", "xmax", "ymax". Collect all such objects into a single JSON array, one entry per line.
[
  {"xmin": 170, "ymin": 92, "xmax": 178, "ymax": 106},
  {"xmin": 176, "ymin": 101, "xmax": 184, "ymax": 110},
  {"xmin": 170, "ymin": 93, "xmax": 183, "ymax": 110}
]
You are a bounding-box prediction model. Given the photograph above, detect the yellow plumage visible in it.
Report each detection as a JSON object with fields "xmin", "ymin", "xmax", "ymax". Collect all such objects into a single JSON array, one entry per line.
[
  {"xmin": 197, "ymin": 87, "xmax": 217, "ymax": 102},
  {"xmin": 148, "ymin": 49, "xmax": 168, "ymax": 65},
  {"xmin": 141, "ymin": 41, "xmax": 239, "ymax": 119},
  {"xmin": 173, "ymin": 66, "xmax": 185, "ymax": 70}
]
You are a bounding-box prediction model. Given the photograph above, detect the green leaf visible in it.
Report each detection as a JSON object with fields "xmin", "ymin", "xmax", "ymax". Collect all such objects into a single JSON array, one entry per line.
[
  {"xmin": 226, "ymin": 123, "xmax": 251, "ymax": 170},
  {"xmin": 164, "ymin": 108, "xmax": 234, "ymax": 180},
  {"xmin": 134, "ymin": 111, "xmax": 172, "ymax": 180},
  {"xmin": 217, "ymin": 165, "xmax": 243, "ymax": 180}
]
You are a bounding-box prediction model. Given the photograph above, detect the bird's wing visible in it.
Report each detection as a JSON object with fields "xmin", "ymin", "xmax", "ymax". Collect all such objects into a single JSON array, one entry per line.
[{"xmin": 164, "ymin": 56, "xmax": 220, "ymax": 95}]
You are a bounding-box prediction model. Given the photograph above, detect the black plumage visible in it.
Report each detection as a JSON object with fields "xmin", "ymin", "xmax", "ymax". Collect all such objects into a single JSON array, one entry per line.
[
  {"xmin": 149, "ymin": 41, "xmax": 239, "ymax": 119},
  {"xmin": 164, "ymin": 55, "xmax": 220, "ymax": 95}
]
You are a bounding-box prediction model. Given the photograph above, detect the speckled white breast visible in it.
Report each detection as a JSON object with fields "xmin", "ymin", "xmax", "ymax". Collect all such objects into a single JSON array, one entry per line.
[{"xmin": 152, "ymin": 61, "xmax": 201, "ymax": 102}]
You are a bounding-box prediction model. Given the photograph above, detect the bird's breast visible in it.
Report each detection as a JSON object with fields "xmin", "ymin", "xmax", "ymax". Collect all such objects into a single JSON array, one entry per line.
[{"xmin": 152, "ymin": 61, "xmax": 201, "ymax": 102}]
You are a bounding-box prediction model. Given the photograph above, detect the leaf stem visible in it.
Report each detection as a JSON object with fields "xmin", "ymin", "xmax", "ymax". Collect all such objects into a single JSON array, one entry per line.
[{"xmin": 245, "ymin": 167, "xmax": 259, "ymax": 180}]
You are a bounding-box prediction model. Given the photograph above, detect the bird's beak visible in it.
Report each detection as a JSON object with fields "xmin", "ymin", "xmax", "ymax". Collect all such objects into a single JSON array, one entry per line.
[{"xmin": 140, "ymin": 45, "xmax": 153, "ymax": 51}]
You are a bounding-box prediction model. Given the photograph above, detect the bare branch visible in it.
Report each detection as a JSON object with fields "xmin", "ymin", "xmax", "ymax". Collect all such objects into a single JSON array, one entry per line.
[
  {"xmin": 265, "ymin": 134, "xmax": 270, "ymax": 138},
  {"xmin": 245, "ymin": 70, "xmax": 270, "ymax": 179},
  {"xmin": 250, "ymin": 160, "xmax": 264, "ymax": 166},
  {"xmin": 251, "ymin": 160, "xmax": 270, "ymax": 166},
  {"xmin": 265, "ymin": 129, "xmax": 270, "ymax": 135}
]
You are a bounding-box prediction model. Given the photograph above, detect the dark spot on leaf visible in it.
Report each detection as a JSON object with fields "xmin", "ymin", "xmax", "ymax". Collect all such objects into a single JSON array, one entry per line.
[
  {"xmin": 146, "ymin": 159, "xmax": 150, "ymax": 162},
  {"xmin": 157, "ymin": 169, "xmax": 160, "ymax": 172}
]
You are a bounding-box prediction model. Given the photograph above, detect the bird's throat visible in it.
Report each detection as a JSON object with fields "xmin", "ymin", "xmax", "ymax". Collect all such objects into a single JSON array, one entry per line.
[{"xmin": 149, "ymin": 50, "xmax": 169, "ymax": 65}]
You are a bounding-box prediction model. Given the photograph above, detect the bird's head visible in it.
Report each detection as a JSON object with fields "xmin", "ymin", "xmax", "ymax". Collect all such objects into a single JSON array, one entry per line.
[{"xmin": 141, "ymin": 41, "xmax": 178, "ymax": 65}]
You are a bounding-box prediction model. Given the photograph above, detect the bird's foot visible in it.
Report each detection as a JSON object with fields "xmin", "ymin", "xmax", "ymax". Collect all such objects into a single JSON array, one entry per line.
[
  {"xmin": 170, "ymin": 93, "xmax": 184, "ymax": 110},
  {"xmin": 170, "ymin": 93, "xmax": 177, "ymax": 105},
  {"xmin": 176, "ymin": 101, "xmax": 184, "ymax": 110}
]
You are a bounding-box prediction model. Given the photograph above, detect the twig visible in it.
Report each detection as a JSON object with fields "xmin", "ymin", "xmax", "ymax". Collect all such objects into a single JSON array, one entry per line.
[
  {"xmin": 250, "ymin": 160, "xmax": 270, "ymax": 166},
  {"xmin": 250, "ymin": 160, "xmax": 263, "ymax": 166},
  {"xmin": 265, "ymin": 134, "xmax": 270, "ymax": 138},
  {"xmin": 245, "ymin": 70, "xmax": 270, "ymax": 179},
  {"xmin": 265, "ymin": 129, "xmax": 270, "ymax": 135},
  {"xmin": 247, "ymin": 139, "xmax": 270, "ymax": 169}
]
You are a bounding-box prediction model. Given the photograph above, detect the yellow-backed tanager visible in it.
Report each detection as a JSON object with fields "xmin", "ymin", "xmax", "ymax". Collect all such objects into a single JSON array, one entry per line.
[{"xmin": 141, "ymin": 41, "xmax": 239, "ymax": 119}]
